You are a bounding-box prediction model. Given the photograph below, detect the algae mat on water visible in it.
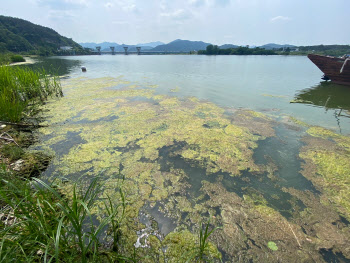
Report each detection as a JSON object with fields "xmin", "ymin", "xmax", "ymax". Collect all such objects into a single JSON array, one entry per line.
[{"xmin": 36, "ymin": 77, "xmax": 350, "ymax": 262}]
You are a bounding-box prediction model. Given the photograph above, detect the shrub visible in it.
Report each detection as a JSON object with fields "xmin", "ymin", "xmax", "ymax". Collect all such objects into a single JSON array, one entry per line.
[{"xmin": 10, "ymin": 55, "xmax": 25, "ymax": 63}]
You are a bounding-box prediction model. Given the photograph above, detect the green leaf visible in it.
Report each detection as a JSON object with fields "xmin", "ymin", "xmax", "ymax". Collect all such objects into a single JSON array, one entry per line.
[{"xmin": 267, "ymin": 241, "xmax": 278, "ymax": 251}]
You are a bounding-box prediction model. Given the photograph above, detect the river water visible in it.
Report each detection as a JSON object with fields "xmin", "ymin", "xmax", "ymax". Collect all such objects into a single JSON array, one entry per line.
[
  {"xmin": 31, "ymin": 55, "xmax": 350, "ymax": 133},
  {"xmin": 29, "ymin": 55, "xmax": 350, "ymax": 262}
]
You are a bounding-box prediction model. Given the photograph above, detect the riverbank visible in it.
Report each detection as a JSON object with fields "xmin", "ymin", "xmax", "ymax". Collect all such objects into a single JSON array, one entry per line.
[
  {"xmin": 0, "ymin": 125, "xmax": 50, "ymax": 177},
  {"xmin": 0, "ymin": 124, "xmax": 129, "ymax": 262},
  {"xmin": 0, "ymin": 53, "xmax": 39, "ymax": 65},
  {"xmin": 0, "ymin": 66, "xmax": 221, "ymax": 262},
  {"xmin": 9, "ymin": 56, "xmax": 38, "ymax": 66}
]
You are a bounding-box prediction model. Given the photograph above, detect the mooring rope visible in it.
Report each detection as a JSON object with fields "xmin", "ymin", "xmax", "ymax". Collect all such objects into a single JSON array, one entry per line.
[{"xmin": 340, "ymin": 58, "xmax": 349, "ymax": 73}]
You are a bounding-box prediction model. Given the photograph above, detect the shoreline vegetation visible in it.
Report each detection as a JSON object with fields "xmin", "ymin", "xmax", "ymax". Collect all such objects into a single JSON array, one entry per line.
[
  {"xmin": 1, "ymin": 44, "xmax": 348, "ymax": 62},
  {"xmin": 197, "ymin": 44, "xmax": 350, "ymax": 56},
  {"xmin": 198, "ymin": 45, "xmax": 277, "ymax": 55},
  {"xmin": 0, "ymin": 65, "xmax": 221, "ymax": 262},
  {"xmin": 0, "ymin": 66, "xmax": 62, "ymax": 123},
  {"xmin": 0, "ymin": 53, "xmax": 37, "ymax": 66}
]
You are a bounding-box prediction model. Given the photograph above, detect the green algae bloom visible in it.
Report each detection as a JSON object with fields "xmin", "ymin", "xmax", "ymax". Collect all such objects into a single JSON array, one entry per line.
[
  {"xmin": 288, "ymin": 116, "xmax": 310, "ymax": 127},
  {"xmin": 38, "ymin": 77, "xmax": 268, "ymax": 181},
  {"xmin": 300, "ymin": 126, "xmax": 350, "ymax": 220},
  {"xmin": 34, "ymin": 76, "xmax": 350, "ymax": 262}
]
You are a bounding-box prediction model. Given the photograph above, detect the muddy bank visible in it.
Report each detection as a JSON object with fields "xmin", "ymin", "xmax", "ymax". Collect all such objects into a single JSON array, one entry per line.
[{"xmin": 0, "ymin": 124, "xmax": 51, "ymax": 180}]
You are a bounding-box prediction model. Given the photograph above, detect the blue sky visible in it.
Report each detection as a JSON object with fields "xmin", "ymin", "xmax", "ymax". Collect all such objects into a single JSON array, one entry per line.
[{"xmin": 2, "ymin": 0, "xmax": 349, "ymax": 46}]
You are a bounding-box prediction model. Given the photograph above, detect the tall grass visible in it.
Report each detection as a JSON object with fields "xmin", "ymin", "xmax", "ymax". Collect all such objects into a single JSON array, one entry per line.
[
  {"xmin": 0, "ymin": 176, "xmax": 126, "ymax": 262},
  {"xmin": 184, "ymin": 219, "xmax": 222, "ymax": 263},
  {"xmin": 0, "ymin": 53, "xmax": 11, "ymax": 65},
  {"xmin": 0, "ymin": 65, "xmax": 62, "ymax": 123}
]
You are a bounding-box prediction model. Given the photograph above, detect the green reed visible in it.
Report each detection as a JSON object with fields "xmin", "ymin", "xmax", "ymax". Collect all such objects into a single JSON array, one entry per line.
[
  {"xmin": 0, "ymin": 65, "xmax": 62, "ymax": 123},
  {"xmin": 184, "ymin": 218, "xmax": 222, "ymax": 263},
  {"xmin": 0, "ymin": 176, "xmax": 126, "ymax": 262},
  {"xmin": 0, "ymin": 54, "xmax": 11, "ymax": 65}
]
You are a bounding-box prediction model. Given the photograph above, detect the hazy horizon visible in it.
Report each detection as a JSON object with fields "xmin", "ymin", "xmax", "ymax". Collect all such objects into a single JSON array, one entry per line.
[{"xmin": 2, "ymin": 0, "xmax": 349, "ymax": 46}]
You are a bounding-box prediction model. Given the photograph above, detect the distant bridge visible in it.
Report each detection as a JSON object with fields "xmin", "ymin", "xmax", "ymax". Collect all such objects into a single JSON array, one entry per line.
[{"xmin": 91, "ymin": 46, "xmax": 189, "ymax": 55}]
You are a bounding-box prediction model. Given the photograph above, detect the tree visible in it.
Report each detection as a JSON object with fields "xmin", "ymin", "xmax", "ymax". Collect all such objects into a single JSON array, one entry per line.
[{"xmin": 206, "ymin": 44, "xmax": 214, "ymax": 54}]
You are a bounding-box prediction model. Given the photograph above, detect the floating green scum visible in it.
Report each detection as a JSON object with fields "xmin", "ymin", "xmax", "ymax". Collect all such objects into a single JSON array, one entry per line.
[{"xmin": 35, "ymin": 77, "xmax": 350, "ymax": 262}]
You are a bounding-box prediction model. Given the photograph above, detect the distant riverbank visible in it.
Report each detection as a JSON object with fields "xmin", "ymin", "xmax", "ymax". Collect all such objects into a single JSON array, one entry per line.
[{"xmin": 9, "ymin": 56, "xmax": 38, "ymax": 66}]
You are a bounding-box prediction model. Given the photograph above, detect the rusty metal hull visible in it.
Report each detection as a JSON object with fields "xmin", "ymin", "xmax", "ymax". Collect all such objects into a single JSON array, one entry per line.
[{"xmin": 308, "ymin": 54, "xmax": 350, "ymax": 86}]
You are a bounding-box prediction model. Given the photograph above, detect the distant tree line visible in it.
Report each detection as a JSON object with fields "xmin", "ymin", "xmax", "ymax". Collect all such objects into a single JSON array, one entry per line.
[
  {"xmin": 199, "ymin": 44, "xmax": 350, "ymax": 57},
  {"xmin": 198, "ymin": 45, "xmax": 277, "ymax": 55},
  {"xmin": 299, "ymin": 44, "xmax": 349, "ymax": 52},
  {"xmin": 296, "ymin": 44, "xmax": 350, "ymax": 56}
]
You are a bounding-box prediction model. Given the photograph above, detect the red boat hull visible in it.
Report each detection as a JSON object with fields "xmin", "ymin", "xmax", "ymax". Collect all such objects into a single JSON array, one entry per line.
[{"xmin": 308, "ymin": 54, "xmax": 350, "ymax": 86}]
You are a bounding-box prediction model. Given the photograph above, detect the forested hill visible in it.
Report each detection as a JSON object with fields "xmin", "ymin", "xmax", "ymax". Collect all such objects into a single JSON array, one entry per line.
[
  {"xmin": 151, "ymin": 39, "xmax": 211, "ymax": 52},
  {"xmin": 0, "ymin": 15, "xmax": 84, "ymax": 55}
]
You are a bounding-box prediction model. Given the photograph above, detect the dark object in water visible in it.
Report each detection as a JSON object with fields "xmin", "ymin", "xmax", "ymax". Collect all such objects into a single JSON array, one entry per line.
[
  {"xmin": 81, "ymin": 66, "xmax": 87, "ymax": 72},
  {"xmin": 321, "ymin": 74, "xmax": 330, "ymax": 81},
  {"xmin": 308, "ymin": 54, "xmax": 350, "ymax": 86}
]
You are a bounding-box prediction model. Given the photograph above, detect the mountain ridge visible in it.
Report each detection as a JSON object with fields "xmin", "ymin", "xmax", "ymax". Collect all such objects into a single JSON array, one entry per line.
[
  {"xmin": 79, "ymin": 40, "xmax": 299, "ymax": 52},
  {"xmin": 151, "ymin": 39, "xmax": 212, "ymax": 52},
  {"xmin": 79, "ymin": 42, "xmax": 155, "ymax": 51},
  {"xmin": 259, "ymin": 43, "xmax": 296, "ymax": 50},
  {"xmin": 0, "ymin": 15, "xmax": 84, "ymax": 54},
  {"xmin": 137, "ymin": 41, "xmax": 164, "ymax": 47}
]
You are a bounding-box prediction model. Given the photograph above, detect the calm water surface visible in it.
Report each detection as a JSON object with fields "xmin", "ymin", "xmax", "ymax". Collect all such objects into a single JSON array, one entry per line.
[{"xmin": 31, "ymin": 55, "xmax": 350, "ymax": 134}]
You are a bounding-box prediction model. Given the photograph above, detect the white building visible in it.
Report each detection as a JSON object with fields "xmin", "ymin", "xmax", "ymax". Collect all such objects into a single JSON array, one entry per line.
[{"xmin": 60, "ymin": 46, "xmax": 73, "ymax": 51}]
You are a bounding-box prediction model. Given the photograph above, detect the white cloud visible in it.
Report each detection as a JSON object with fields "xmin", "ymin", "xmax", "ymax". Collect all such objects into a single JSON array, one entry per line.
[
  {"xmin": 122, "ymin": 4, "xmax": 137, "ymax": 12},
  {"xmin": 104, "ymin": 2, "xmax": 113, "ymax": 8},
  {"xmin": 111, "ymin": 0, "xmax": 138, "ymax": 13},
  {"xmin": 189, "ymin": 0, "xmax": 206, "ymax": 7},
  {"xmin": 36, "ymin": 0, "xmax": 88, "ymax": 10},
  {"xmin": 213, "ymin": 0, "xmax": 230, "ymax": 7},
  {"xmin": 160, "ymin": 0, "xmax": 172, "ymax": 11},
  {"xmin": 4, "ymin": 0, "xmax": 349, "ymax": 45},
  {"xmin": 48, "ymin": 10, "xmax": 77, "ymax": 20},
  {"xmin": 160, "ymin": 9, "xmax": 192, "ymax": 20},
  {"xmin": 65, "ymin": 0, "xmax": 88, "ymax": 5},
  {"xmin": 112, "ymin": 20, "xmax": 128, "ymax": 25},
  {"xmin": 270, "ymin": 16, "xmax": 291, "ymax": 22}
]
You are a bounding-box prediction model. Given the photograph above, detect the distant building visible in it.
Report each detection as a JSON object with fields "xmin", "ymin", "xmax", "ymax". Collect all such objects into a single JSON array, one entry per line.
[
  {"xmin": 288, "ymin": 47, "xmax": 299, "ymax": 52},
  {"xmin": 60, "ymin": 46, "xmax": 73, "ymax": 51}
]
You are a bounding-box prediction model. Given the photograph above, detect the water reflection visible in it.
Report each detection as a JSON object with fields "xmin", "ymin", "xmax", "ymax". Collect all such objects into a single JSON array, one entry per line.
[
  {"xmin": 293, "ymin": 82, "xmax": 350, "ymax": 133},
  {"xmin": 294, "ymin": 82, "xmax": 350, "ymax": 111},
  {"xmin": 26, "ymin": 56, "xmax": 82, "ymax": 76}
]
